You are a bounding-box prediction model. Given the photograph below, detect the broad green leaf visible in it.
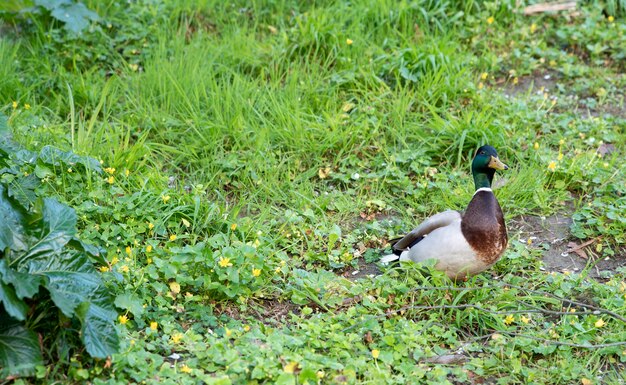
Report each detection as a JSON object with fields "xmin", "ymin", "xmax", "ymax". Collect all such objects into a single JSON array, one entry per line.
[
  {"xmin": 38, "ymin": 145, "xmax": 101, "ymax": 172},
  {"xmin": 25, "ymin": 198, "xmax": 76, "ymax": 259},
  {"xmin": 275, "ymin": 373, "xmax": 296, "ymax": 385},
  {"xmin": 34, "ymin": 0, "xmax": 73, "ymax": 11},
  {"xmin": 68, "ymin": 238, "xmax": 106, "ymax": 265},
  {"xmin": 201, "ymin": 376, "xmax": 232, "ymax": 385},
  {"xmin": 0, "ymin": 259, "xmax": 42, "ymax": 299},
  {"xmin": 0, "ymin": 280, "xmax": 28, "ymax": 320},
  {"xmin": 25, "ymin": 248, "xmax": 120, "ymax": 357},
  {"xmin": 0, "ymin": 136, "xmax": 22, "ymax": 159},
  {"xmin": 8, "ymin": 173, "xmax": 40, "ymax": 209},
  {"xmin": 0, "ymin": 111, "xmax": 8, "ymax": 136},
  {"xmin": 328, "ymin": 224, "xmax": 341, "ymax": 249},
  {"xmin": 0, "ymin": 185, "xmax": 27, "ymax": 251},
  {"xmin": 0, "ymin": 313, "xmax": 42, "ymax": 377},
  {"xmin": 76, "ymin": 294, "xmax": 119, "ymax": 358},
  {"xmin": 26, "ymin": 249, "xmax": 100, "ymax": 317},
  {"xmin": 51, "ymin": 3, "xmax": 100, "ymax": 34},
  {"xmin": 34, "ymin": 164, "xmax": 53, "ymax": 179},
  {"xmin": 114, "ymin": 293, "xmax": 144, "ymax": 317}
]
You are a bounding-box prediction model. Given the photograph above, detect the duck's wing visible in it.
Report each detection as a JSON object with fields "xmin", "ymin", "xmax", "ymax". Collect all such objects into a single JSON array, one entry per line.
[{"xmin": 392, "ymin": 210, "xmax": 461, "ymax": 252}]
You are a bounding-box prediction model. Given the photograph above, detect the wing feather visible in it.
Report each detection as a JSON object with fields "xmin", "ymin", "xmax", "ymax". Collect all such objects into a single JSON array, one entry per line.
[{"xmin": 392, "ymin": 210, "xmax": 461, "ymax": 251}]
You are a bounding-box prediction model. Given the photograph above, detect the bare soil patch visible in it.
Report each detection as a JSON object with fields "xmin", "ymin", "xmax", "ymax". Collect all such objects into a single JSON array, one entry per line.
[
  {"xmin": 501, "ymin": 70, "xmax": 561, "ymax": 98},
  {"xmin": 343, "ymin": 257, "xmax": 381, "ymax": 280},
  {"xmin": 510, "ymin": 213, "xmax": 626, "ymax": 278},
  {"xmin": 501, "ymin": 70, "xmax": 626, "ymax": 119}
]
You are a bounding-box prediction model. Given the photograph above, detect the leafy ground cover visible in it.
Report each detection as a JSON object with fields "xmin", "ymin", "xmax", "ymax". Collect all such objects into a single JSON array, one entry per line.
[{"xmin": 1, "ymin": 0, "xmax": 626, "ymax": 384}]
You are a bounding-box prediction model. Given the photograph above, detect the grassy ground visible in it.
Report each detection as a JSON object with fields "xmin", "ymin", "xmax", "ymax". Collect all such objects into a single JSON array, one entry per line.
[{"xmin": 2, "ymin": 0, "xmax": 626, "ymax": 384}]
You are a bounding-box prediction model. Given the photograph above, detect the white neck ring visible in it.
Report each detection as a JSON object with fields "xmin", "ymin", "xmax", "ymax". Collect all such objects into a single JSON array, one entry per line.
[{"xmin": 474, "ymin": 187, "xmax": 493, "ymax": 195}]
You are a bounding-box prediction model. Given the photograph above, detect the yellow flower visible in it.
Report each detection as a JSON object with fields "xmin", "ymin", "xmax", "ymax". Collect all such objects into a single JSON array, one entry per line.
[
  {"xmin": 161, "ymin": 195, "xmax": 171, "ymax": 203},
  {"xmin": 547, "ymin": 161, "xmax": 557, "ymax": 171},
  {"xmin": 371, "ymin": 349, "xmax": 380, "ymax": 359},
  {"xmin": 520, "ymin": 316, "xmax": 530, "ymax": 324},
  {"xmin": 487, "ymin": 16, "xmax": 495, "ymax": 24},
  {"xmin": 106, "ymin": 176, "xmax": 115, "ymax": 184},
  {"xmin": 533, "ymin": 142, "xmax": 539, "ymax": 150},
  {"xmin": 99, "ymin": 266, "xmax": 110, "ymax": 272},
  {"xmin": 283, "ymin": 362, "xmax": 299, "ymax": 373},
  {"xmin": 480, "ymin": 72, "xmax": 488, "ymax": 80},
  {"xmin": 125, "ymin": 246, "xmax": 132, "ymax": 255},
  {"xmin": 225, "ymin": 327, "xmax": 232, "ymax": 337},
  {"xmin": 118, "ymin": 315, "xmax": 128, "ymax": 325},
  {"xmin": 148, "ymin": 222, "xmax": 155, "ymax": 230},
  {"xmin": 169, "ymin": 281, "xmax": 181, "ymax": 294},
  {"xmin": 12, "ymin": 101, "xmax": 17, "ymax": 109},
  {"xmin": 125, "ymin": 169, "xmax": 130, "ymax": 177},
  {"xmin": 595, "ymin": 319, "xmax": 606, "ymax": 328},
  {"xmin": 67, "ymin": 167, "xmax": 72, "ymax": 173},
  {"xmin": 512, "ymin": 77, "xmax": 519, "ymax": 85},
  {"xmin": 104, "ymin": 167, "xmax": 116, "ymax": 174},
  {"xmin": 346, "ymin": 38, "xmax": 353, "ymax": 45},
  {"xmin": 504, "ymin": 315, "xmax": 515, "ymax": 325},
  {"xmin": 253, "ymin": 239, "xmax": 260, "ymax": 248},
  {"xmin": 146, "ymin": 245, "xmax": 153, "ymax": 253},
  {"xmin": 129, "ymin": 63, "xmax": 139, "ymax": 72},
  {"xmin": 111, "ymin": 256, "xmax": 119, "ymax": 265},
  {"xmin": 318, "ymin": 167, "xmax": 331, "ymax": 179},
  {"xmin": 559, "ymin": 139, "xmax": 565, "ymax": 145},
  {"xmin": 171, "ymin": 333, "xmax": 183, "ymax": 343},
  {"xmin": 180, "ymin": 364, "xmax": 192, "ymax": 374},
  {"xmin": 252, "ymin": 268, "xmax": 261, "ymax": 277},
  {"xmin": 169, "ymin": 234, "xmax": 177, "ymax": 241},
  {"xmin": 24, "ymin": 103, "xmax": 31, "ymax": 110},
  {"xmin": 218, "ymin": 257, "xmax": 233, "ymax": 268},
  {"xmin": 608, "ymin": 15, "xmax": 614, "ymax": 23},
  {"xmin": 119, "ymin": 265, "xmax": 129, "ymax": 273},
  {"xmin": 243, "ymin": 325, "xmax": 250, "ymax": 332},
  {"xmin": 230, "ymin": 223, "xmax": 237, "ymax": 231},
  {"xmin": 146, "ymin": 257, "xmax": 153, "ymax": 264},
  {"xmin": 150, "ymin": 321, "xmax": 158, "ymax": 331},
  {"xmin": 530, "ymin": 23, "xmax": 537, "ymax": 33},
  {"xmin": 478, "ymin": 82, "xmax": 484, "ymax": 89}
]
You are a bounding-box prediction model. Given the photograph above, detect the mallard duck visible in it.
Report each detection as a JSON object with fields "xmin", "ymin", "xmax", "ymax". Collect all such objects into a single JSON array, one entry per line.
[{"xmin": 380, "ymin": 145, "xmax": 508, "ymax": 279}]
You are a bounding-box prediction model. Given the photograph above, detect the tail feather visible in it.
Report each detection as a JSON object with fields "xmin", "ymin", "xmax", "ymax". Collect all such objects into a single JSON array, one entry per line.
[{"xmin": 380, "ymin": 253, "xmax": 400, "ymax": 264}]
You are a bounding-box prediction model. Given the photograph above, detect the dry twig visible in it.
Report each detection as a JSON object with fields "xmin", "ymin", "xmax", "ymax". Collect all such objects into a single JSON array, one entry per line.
[{"xmin": 523, "ymin": 1, "xmax": 577, "ymax": 15}]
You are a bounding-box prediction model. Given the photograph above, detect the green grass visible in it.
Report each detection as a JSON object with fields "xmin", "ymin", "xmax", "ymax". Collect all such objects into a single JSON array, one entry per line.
[{"xmin": 2, "ymin": 0, "xmax": 626, "ymax": 384}]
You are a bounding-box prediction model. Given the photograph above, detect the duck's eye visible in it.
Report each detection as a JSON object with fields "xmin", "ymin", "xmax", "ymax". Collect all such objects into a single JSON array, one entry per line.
[{"xmin": 480, "ymin": 151, "xmax": 486, "ymax": 155}]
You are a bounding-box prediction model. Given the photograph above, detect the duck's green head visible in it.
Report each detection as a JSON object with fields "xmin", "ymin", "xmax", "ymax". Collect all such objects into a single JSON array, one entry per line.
[{"xmin": 471, "ymin": 145, "xmax": 508, "ymax": 190}]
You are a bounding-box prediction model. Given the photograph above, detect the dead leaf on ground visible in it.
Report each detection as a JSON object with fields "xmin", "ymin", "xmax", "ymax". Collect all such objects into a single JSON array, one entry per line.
[
  {"xmin": 566, "ymin": 238, "xmax": 598, "ymax": 259},
  {"xmin": 597, "ymin": 143, "xmax": 616, "ymax": 156}
]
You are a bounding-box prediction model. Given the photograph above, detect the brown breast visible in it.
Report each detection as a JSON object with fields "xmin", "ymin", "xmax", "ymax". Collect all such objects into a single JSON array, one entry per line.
[{"xmin": 461, "ymin": 190, "xmax": 508, "ymax": 264}]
